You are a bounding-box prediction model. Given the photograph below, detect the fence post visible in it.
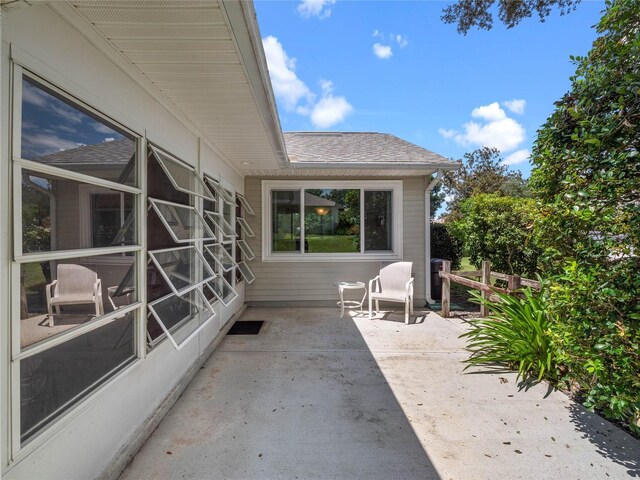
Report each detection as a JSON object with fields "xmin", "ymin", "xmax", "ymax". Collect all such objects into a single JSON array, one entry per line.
[
  {"xmin": 480, "ymin": 260, "xmax": 491, "ymax": 317},
  {"xmin": 508, "ymin": 274, "xmax": 522, "ymax": 293},
  {"xmin": 441, "ymin": 260, "xmax": 451, "ymax": 318}
]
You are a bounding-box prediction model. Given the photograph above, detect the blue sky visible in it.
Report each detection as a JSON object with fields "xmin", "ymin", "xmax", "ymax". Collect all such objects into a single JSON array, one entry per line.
[{"xmin": 255, "ymin": 0, "xmax": 605, "ymax": 177}]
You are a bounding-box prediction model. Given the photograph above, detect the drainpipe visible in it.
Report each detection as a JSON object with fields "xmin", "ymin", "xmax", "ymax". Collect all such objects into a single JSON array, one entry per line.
[{"xmin": 425, "ymin": 170, "xmax": 444, "ymax": 305}]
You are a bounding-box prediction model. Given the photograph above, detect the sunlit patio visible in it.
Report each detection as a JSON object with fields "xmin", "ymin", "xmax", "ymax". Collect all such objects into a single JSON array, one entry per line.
[{"xmin": 118, "ymin": 307, "xmax": 639, "ymax": 479}]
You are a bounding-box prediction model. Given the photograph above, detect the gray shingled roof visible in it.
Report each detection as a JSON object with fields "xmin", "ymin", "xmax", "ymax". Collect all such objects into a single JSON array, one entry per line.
[
  {"xmin": 284, "ymin": 132, "xmax": 459, "ymax": 169},
  {"xmin": 34, "ymin": 138, "xmax": 135, "ymax": 166}
]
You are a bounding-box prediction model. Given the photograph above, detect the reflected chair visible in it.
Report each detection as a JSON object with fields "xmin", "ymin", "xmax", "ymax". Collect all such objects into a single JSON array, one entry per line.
[
  {"xmin": 368, "ymin": 262, "xmax": 414, "ymax": 325},
  {"xmin": 46, "ymin": 264, "xmax": 104, "ymax": 327}
]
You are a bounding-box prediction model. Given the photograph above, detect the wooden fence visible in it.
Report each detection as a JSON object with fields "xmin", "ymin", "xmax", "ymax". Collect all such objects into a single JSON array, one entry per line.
[{"xmin": 438, "ymin": 260, "xmax": 541, "ymax": 318}]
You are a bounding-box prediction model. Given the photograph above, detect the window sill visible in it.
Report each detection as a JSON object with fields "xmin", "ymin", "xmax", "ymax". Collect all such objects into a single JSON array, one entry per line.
[{"xmin": 262, "ymin": 252, "xmax": 402, "ymax": 263}]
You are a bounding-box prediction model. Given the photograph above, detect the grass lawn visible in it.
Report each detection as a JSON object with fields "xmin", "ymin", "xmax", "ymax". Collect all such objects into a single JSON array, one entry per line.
[{"xmin": 273, "ymin": 235, "xmax": 358, "ymax": 253}]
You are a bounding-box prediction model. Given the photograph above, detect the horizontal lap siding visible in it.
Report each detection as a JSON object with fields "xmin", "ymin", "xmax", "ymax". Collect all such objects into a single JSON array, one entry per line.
[{"xmin": 244, "ymin": 177, "xmax": 426, "ymax": 304}]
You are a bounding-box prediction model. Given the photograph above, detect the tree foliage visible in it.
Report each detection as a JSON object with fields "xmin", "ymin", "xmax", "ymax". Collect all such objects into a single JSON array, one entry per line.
[
  {"xmin": 442, "ymin": 0, "xmax": 581, "ymax": 34},
  {"xmin": 431, "ymin": 222, "xmax": 463, "ymax": 270},
  {"xmin": 530, "ymin": 0, "xmax": 640, "ymax": 430},
  {"xmin": 451, "ymin": 194, "xmax": 540, "ymax": 276},
  {"xmin": 443, "ymin": 147, "xmax": 530, "ymax": 218}
]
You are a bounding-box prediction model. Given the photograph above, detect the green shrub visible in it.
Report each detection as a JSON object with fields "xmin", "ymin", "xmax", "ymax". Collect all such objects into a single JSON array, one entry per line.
[
  {"xmin": 451, "ymin": 194, "xmax": 541, "ymax": 276},
  {"xmin": 461, "ymin": 288, "xmax": 557, "ymax": 383},
  {"xmin": 530, "ymin": 0, "xmax": 640, "ymax": 430},
  {"xmin": 431, "ymin": 222, "xmax": 463, "ymax": 270}
]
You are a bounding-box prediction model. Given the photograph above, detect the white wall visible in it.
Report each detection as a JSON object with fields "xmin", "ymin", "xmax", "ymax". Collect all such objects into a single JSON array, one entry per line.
[
  {"xmin": 1, "ymin": 5, "xmax": 245, "ymax": 478},
  {"xmin": 245, "ymin": 176, "xmax": 427, "ymax": 305}
]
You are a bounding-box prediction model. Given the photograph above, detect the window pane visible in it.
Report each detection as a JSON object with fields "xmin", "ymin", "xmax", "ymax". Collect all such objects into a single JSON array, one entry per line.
[
  {"xmin": 304, "ymin": 189, "xmax": 359, "ymax": 253},
  {"xmin": 204, "ymin": 211, "xmax": 237, "ymax": 240},
  {"xmin": 21, "ymin": 313, "xmax": 136, "ymax": 443},
  {"xmin": 148, "ymin": 246, "xmax": 215, "ymax": 295},
  {"xmin": 149, "ymin": 199, "xmax": 215, "ymax": 243},
  {"xmin": 149, "ymin": 146, "xmax": 214, "ymax": 201},
  {"xmin": 236, "ymin": 217, "xmax": 255, "ymax": 237},
  {"xmin": 272, "ymin": 190, "xmax": 300, "ymax": 252},
  {"xmin": 237, "ymin": 239, "xmax": 255, "ymax": 260},
  {"xmin": 22, "ymin": 170, "xmax": 136, "ymax": 253},
  {"xmin": 238, "ymin": 261, "xmax": 255, "ymax": 284},
  {"xmin": 237, "ymin": 194, "xmax": 255, "ymax": 215},
  {"xmin": 147, "ymin": 289, "xmax": 214, "ymax": 349},
  {"xmin": 20, "ymin": 253, "xmax": 136, "ymax": 350},
  {"xmin": 205, "ymin": 244, "xmax": 237, "ymax": 272},
  {"xmin": 204, "ymin": 178, "xmax": 235, "ymax": 205},
  {"xmin": 364, "ymin": 191, "xmax": 393, "ymax": 251},
  {"xmin": 21, "ymin": 76, "xmax": 136, "ymax": 186},
  {"xmin": 91, "ymin": 192, "xmax": 134, "ymax": 248},
  {"xmin": 205, "ymin": 276, "xmax": 237, "ymax": 306}
]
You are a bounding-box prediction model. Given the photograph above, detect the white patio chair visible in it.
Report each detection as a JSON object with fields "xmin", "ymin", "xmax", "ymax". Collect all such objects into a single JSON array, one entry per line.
[
  {"xmin": 368, "ymin": 262, "xmax": 414, "ymax": 324},
  {"xmin": 46, "ymin": 264, "xmax": 104, "ymax": 327}
]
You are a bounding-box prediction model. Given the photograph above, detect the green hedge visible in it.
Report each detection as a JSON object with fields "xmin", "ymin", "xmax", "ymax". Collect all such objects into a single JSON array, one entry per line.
[
  {"xmin": 531, "ymin": 0, "xmax": 640, "ymax": 431},
  {"xmin": 451, "ymin": 194, "xmax": 540, "ymax": 277},
  {"xmin": 431, "ymin": 222, "xmax": 463, "ymax": 270}
]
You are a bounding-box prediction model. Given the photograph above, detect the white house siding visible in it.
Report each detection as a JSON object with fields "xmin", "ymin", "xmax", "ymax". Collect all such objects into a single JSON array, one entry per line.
[
  {"xmin": 244, "ymin": 176, "xmax": 427, "ymax": 305},
  {"xmin": 1, "ymin": 5, "xmax": 246, "ymax": 479}
]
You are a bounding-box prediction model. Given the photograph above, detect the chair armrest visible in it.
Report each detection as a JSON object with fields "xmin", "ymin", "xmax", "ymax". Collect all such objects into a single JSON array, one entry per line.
[
  {"xmin": 46, "ymin": 280, "xmax": 58, "ymax": 302},
  {"xmin": 94, "ymin": 279, "xmax": 102, "ymax": 297},
  {"xmin": 369, "ymin": 275, "xmax": 380, "ymax": 293},
  {"xmin": 406, "ymin": 277, "xmax": 414, "ymax": 296}
]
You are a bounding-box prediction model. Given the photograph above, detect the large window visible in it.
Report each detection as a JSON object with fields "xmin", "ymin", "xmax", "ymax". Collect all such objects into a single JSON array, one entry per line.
[
  {"xmin": 146, "ymin": 147, "xmax": 217, "ymax": 350},
  {"xmin": 12, "ymin": 68, "xmax": 142, "ymax": 446},
  {"xmin": 262, "ymin": 180, "xmax": 403, "ymax": 261}
]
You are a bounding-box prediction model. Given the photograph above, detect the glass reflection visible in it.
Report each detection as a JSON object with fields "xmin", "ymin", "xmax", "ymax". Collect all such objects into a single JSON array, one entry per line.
[
  {"xmin": 21, "ymin": 76, "xmax": 136, "ymax": 186},
  {"xmin": 304, "ymin": 189, "xmax": 359, "ymax": 253},
  {"xmin": 20, "ymin": 254, "xmax": 136, "ymax": 349},
  {"xmin": 21, "ymin": 314, "xmax": 136, "ymax": 443},
  {"xmin": 22, "ymin": 169, "xmax": 136, "ymax": 253}
]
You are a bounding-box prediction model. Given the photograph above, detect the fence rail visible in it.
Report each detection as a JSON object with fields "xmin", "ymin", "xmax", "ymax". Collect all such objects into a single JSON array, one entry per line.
[{"xmin": 438, "ymin": 260, "xmax": 541, "ymax": 318}]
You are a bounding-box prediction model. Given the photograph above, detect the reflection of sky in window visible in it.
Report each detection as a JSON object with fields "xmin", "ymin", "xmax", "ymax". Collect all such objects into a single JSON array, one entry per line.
[{"xmin": 20, "ymin": 77, "xmax": 126, "ymax": 160}]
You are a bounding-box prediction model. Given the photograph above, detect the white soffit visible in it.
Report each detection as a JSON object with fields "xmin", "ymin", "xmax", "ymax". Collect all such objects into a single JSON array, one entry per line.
[{"xmin": 64, "ymin": 0, "xmax": 286, "ymax": 171}]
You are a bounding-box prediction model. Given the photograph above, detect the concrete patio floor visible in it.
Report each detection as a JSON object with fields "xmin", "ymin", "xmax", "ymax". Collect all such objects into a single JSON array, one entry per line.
[{"xmin": 119, "ymin": 307, "xmax": 640, "ymax": 479}]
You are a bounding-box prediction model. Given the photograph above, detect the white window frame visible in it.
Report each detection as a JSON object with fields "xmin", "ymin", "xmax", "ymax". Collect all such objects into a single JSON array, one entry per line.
[
  {"xmin": 78, "ymin": 185, "xmax": 136, "ymax": 263},
  {"xmin": 147, "ymin": 289, "xmax": 215, "ymax": 351},
  {"xmin": 9, "ymin": 65, "xmax": 146, "ymax": 458},
  {"xmin": 262, "ymin": 180, "xmax": 403, "ymax": 262}
]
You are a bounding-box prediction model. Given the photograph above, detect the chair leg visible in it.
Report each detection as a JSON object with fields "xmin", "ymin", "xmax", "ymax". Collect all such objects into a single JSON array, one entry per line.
[
  {"xmin": 375, "ymin": 299, "xmax": 379, "ymax": 313},
  {"xmin": 410, "ymin": 297, "xmax": 414, "ymax": 315},
  {"xmin": 47, "ymin": 302, "xmax": 54, "ymax": 327},
  {"xmin": 405, "ymin": 299, "xmax": 410, "ymax": 325},
  {"xmin": 368, "ymin": 295, "xmax": 373, "ymax": 319}
]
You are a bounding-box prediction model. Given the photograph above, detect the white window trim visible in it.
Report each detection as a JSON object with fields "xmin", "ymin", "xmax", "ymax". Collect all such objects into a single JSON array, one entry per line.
[
  {"xmin": 78, "ymin": 185, "xmax": 137, "ymax": 264},
  {"xmin": 261, "ymin": 180, "xmax": 403, "ymax": 262},
  {"xmin": 10, "ymin": 65, "xmax": 145, "ymax": 459}
]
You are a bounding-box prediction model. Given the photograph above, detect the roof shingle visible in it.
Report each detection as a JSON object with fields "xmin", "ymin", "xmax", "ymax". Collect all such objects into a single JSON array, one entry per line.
[{"xmin": 284, "ymin": 132, "xmax": 459, "ymax": 170}]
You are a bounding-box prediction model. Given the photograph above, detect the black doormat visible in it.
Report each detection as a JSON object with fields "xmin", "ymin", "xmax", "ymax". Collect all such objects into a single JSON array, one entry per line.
[{"xmin": 227, "ymin": 320, "xmax": 264, "ymax": 335}]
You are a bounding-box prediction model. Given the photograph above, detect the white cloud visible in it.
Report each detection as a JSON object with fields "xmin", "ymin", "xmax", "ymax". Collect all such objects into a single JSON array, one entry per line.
[
  {"xmin": 311, "ymin": 95, "xmax": 353, "ymax": 128},
  {"xmin": 93, "ymin": 122, "xmax": 115, "ymax": 134},
  {"xmin": 372, "ymin": 29, "xmax": 382, "ymax": 38},
  {"xmin": 262, "ymin": 36, "xmax": 314, "ymax": 111},
  {"xmin": 439, "ymin": 100, "xmax": 527, "ymax": 153},
  {"xmin": 503, "ymin": 99, "xmax": 526, "ymax": 115},
  {"xmin": 471, "ymin": 102, "xmax": 507, "ymax": 121},
  {"xmin": 22, "ymin": 83, "xmax": 49, "ymax": 107},
  {"xmin": 503, "ymin": 149, "xmax": 530, "ymax": 165},
  {"xmin": 297, "ymin": 0, "xmax": 335, "ymax": 19},
  {"xmin": 396, "ymin": 34, "xmax": 408, "ymax": 48},
  {"xmin": 438, "ymin": 128, "xmax": 457, "ymax": 139},
  {"xmin": 373, "ymin": 43, "xmax": 393, "ymax": 59},
  {"xmin": 319, "ymin": 79, "xmax": 334, "ymax": 95},
  {"xmin": 22, "ymin": 133, "xmax": 82, "ymax": 154},
  {"xmin": 103, "ymin": 137, "xmax": 115, "ymax": 143},
  {"xmin": 263, "ymin": 36, "xmax": 352, "ymax": 128}
]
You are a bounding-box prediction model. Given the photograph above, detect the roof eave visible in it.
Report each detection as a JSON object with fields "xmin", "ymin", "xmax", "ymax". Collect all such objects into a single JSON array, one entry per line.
[
  {"xmin": 289, "ymin": 162, "xmax": 461, "ymax": 171},
  {"xmin": 220, "ymin": 0, "xmax": 288, "ymax": 169}
]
